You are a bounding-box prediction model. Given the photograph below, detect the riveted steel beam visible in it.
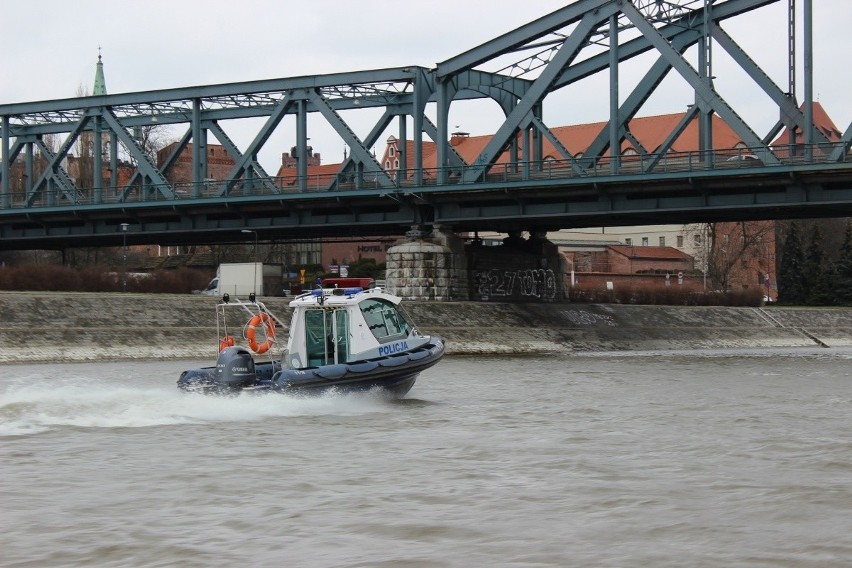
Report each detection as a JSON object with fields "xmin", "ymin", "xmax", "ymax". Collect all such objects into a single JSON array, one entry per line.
[
  {"xmin": 308, "ymin": 90, "xmax": 395, "ymax": 189},
  {"xmin": 437, "ymin": 0, "xmax": 613, "ymax": 78},
  {"xmin": 100, "ymin": 109, "xmax": 173, "ymax": 199},
  {"xmin": 462, "ymin": 3, "xmax": 621, "ymax": 183},
  {"xmin": 623, "ymin": 3, "xmax": 777, "ymax": 164}
]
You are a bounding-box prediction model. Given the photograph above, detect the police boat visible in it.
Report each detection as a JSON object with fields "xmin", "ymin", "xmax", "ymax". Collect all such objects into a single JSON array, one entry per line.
[{"xmin": 177, "ymin": 279, "xmax": 444, "ymax": 397}]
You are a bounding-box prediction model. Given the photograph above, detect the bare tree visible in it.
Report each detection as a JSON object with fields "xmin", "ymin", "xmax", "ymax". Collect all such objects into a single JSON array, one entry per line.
[
  {"xmin": 681, "ymin": 223, "xmax": 710, "ymax": 281},
  {"xmin": 682, "ymin": 221, "xmax": 775, "ymax": 292},
  {"xmin": 132, "ymin": 125, "xmax": 173, "ymax": 165},
  {"xmin": 708, "ymin": 221, "xmax": 775, "ymax": 292}
]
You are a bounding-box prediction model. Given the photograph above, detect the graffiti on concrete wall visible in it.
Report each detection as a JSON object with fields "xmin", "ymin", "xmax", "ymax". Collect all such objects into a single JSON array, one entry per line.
[{"xmin": 473, "ymin": 268, "xmax": 558, "ymax": 301}]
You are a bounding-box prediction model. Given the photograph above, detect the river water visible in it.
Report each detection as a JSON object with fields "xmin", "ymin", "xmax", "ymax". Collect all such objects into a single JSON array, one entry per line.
[{"xmin": 2, "ymin": 348, "xmax": 851, "ymax": 567}]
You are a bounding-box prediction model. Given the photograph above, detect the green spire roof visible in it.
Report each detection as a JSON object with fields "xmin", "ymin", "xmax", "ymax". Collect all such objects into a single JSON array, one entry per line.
[{"xmin": 93, "ymin": 49, "xmax": 107, "ymax": 96}]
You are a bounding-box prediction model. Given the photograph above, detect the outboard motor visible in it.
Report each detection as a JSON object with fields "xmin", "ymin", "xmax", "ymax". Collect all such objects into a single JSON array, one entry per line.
[{"xmin": 215, "ymin": 346, "xmax": 258, "ymax": 392}]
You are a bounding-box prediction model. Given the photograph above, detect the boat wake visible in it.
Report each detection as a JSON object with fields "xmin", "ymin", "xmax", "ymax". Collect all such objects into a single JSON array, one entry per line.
[{"xmin": 0, "ymin": 375, "xmax": 394, "ymax": 437}]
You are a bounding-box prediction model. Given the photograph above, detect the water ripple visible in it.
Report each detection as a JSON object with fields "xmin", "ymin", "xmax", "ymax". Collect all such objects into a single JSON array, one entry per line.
[{"xmin": 2, "ymin": 351, "xmax": 852, "ymax": 566}]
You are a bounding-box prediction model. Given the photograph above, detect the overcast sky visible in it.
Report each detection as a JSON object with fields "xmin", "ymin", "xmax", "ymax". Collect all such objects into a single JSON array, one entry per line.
[{"xmin": 1, "ymin": 0, "xmax": 848, "ymax": 169}]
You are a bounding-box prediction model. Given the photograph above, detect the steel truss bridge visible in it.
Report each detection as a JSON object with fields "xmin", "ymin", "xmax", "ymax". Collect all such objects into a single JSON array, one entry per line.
[{"xmin": 1, "ymin": 0, "xmax": 850, "ymax": 250}]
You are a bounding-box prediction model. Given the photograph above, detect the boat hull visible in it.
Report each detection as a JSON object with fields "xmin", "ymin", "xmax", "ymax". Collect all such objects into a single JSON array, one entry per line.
[
  {"xmin": 273, "ymin": 337, "xmax": 443, "ymax": 397},
  {"xmin": 178, "ymin": 336, "xmax": 444, "ymax": 398}
]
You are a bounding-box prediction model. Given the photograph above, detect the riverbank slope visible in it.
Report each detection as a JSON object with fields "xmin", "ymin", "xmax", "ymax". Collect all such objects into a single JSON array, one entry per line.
[{"xmin": 1, "ymin": 292, "xmax": 851, "ymax": 363}]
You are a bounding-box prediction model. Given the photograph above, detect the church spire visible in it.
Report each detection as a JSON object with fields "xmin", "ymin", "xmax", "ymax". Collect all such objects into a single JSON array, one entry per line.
[{"xmin": 93, "ymin": 47, "xmax": 107, "ymax": 96}]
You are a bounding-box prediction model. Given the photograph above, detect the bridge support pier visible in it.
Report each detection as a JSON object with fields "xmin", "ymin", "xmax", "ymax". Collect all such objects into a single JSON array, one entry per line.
[
  {"xmin": 385, "ymin": 225, "xmax": 468, "ymax": 301},
  {"xmin": 467, "ymin": 231, "xmax": 566, "ymax": 303},
  {"xmin": 386, "ymin": 226, "xmax": 567, "ymax": 303}
]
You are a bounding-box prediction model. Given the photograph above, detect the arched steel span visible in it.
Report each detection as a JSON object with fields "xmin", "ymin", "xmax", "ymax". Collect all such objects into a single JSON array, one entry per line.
[{"xmin": 0, "ymin": 0, "xmax": 850, "ymax": 250}]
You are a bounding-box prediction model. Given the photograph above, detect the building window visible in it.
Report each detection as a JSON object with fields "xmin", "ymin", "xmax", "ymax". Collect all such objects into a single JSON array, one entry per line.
[
  {"xmin": 641, "ymin": 237, "xmax": 649, "ymax": 246},
  {"xmin": 694, "ymin": 234, "xmax": 702, "ymax": 246},
  {"xmin": 677, "ymin": 235, "xmax": 684, "ymax": 248},
  {"xmin": 659, "ymin": 236, "xmax": 666, "ymax": 246},
  {"xmin": 625, "ymin": 238, "xmax": 632, "ymax": 246},
  {"xmin": 394, "ymin": 159, "xmax": 400, "ymax": 169},
  {"xmin": 385, "ymin": 160, "xmax": 391, "ymax": 169},
  {"xmin": 389, "ymin": 146, "xmax": 395, "ymax": 157}
]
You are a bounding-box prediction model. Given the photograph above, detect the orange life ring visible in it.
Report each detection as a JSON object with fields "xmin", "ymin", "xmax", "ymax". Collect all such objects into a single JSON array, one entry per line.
[
  {"xmin": 218, "ymin": 336, "xmax": 235, "ymax": 352},
  {"xmin": 246, "ymin": 312, "xmax": 276, "ymax": 354}
]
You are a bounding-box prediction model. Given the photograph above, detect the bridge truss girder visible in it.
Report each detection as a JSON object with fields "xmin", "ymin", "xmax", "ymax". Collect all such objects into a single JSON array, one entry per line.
[
  {"xmin": 0, "ymin": 0, "xmax": 850, "ymax": 250},
  {"xmin": 437, "ymin": 0, "xmax": 849, "ymax": 183},
  {"xmin": 0, "ymin": 165, "xmax": 850, "ymax": 251}
]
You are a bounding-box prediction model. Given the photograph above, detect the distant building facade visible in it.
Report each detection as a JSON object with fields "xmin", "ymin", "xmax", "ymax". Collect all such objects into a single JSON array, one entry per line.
[
  {"xmin": 156, "ymin": 142, "xmax": 237, "ymax": 188},
  {"xmin": 710, "ymin": 220, "xmax": 777, "ymax": 300}
]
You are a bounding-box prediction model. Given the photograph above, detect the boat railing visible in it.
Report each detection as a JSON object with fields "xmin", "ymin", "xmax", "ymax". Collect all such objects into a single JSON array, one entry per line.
[{"xmin": 214, "ymin": 295, "xmax": 286, "ymax": 358}]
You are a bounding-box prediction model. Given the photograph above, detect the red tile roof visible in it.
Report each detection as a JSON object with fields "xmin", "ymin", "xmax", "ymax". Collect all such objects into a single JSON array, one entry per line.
[
  {"xmin": 383, "ymin": 111, "xmax": 753, "ymax": 171},
  {"xmin": 287, "ymin": 104, "xmax": 843, "ymax": 178},
  {"xmin": 608, "ymin": 245, "xmax": 693, "ymax": 261},
  {"xmin": 275, "ymin": 163, "xmax": 343, "ymax": 186},
  {"xmin": 770, "ymin": 101, "xmax": 843, "ymax": 146}
]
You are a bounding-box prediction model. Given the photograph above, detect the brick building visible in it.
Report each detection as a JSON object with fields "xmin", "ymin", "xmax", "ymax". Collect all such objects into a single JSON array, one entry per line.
[
  {"xmin": 156, "ymin": 142, "xmax": 237, "ymax": 187},
  {"xmin": 277, "ymin": 146, "xmax": 323, "ymax": 170},
  {"xmin": 563, "ymin": 244, "xmax": 698, "ymax": 291},
  {"xmin": 607, "ymin": 245, "xmax": 694, "ymax": 274}
]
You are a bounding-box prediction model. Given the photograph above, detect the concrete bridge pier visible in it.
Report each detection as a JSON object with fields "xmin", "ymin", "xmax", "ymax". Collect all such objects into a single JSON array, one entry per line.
[
  {"xmin": 385, "ymin": 225, "xmax": 468, "ymax": 301},
  {"xmin": 386, "ymin": 226, "xmax": 568, "ymax": 302},
  {"xmin": 467, "ymin": 230, "xmax": 567, "ymax": 302}
]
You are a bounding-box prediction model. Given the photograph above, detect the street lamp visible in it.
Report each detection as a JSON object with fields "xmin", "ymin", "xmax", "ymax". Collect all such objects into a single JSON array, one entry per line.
[
  {"xmin": 120, "ymin": 223, "xmax": 129, "ymax": 292},
  {"xmin": 241, "ymin": 229, "xmax": 258, "ymax": 260},
  {"xmin": 242, "ymin": 229, "xmax": 258, "ymax": 294}
]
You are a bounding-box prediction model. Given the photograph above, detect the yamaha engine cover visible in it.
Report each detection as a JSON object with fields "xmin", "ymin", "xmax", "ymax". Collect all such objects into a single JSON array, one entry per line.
[{"xmin": 215, "ymin": 346, "xmax": 257, "ymax": 391}]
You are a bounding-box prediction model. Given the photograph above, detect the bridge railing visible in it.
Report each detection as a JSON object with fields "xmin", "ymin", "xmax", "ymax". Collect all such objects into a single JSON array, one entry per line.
[
  {"xmin": 466, "ymin": 142, "xmax": 849, "ymax": 185},
  {"xmin": 1, "ymin": 142, "xmax": 848, "ymax": 210}
]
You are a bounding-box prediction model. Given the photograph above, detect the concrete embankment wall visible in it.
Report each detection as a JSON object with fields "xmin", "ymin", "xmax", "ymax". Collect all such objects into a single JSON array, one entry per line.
[{"xmin": 1, "ymin": 292, "xmax": 852, "ymax": 363}]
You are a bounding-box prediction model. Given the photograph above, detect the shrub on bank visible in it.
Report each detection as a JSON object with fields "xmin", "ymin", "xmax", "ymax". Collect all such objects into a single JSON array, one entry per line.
[
  {"xmin": 567, "ymin": 282, "xmax": 765, "ymax": 306},
  {"xmin": 0, "ymin": 265, "xmax": 766, "ymax": 305},
  {"xmin": 0, "ymin": 264, "xmax": 83, "ymax": 291},
  {"xmin": 0, "ymin": 265, "xmax": 210, "ymax": 294}
]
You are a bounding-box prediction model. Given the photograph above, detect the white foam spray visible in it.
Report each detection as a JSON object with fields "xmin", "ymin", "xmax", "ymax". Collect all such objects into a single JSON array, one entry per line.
[{"xmin": 0, "ymin": 374, "xmax": 391, "ymax": 436}]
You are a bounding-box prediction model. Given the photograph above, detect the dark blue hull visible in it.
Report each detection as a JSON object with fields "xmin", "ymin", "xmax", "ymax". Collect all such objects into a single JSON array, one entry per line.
[{"xmin": 178, "ymin": 336, "xmax": 444, "ymax": 398}]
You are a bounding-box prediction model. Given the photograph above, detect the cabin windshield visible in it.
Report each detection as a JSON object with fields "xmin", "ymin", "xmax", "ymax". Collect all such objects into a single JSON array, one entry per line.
[
  {"xmin": 360, "ymin": 298, "xmax": 410, "ymax": 342},
  {"xmin": 304, "ymin": 308, "xmax": 349, "ymax": 366}
]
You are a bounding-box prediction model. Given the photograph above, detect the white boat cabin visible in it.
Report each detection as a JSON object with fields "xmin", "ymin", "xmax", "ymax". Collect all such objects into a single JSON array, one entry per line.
[{"xmin": 284, "ymin": 286, "xmax": 432, "ymax": 370}]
